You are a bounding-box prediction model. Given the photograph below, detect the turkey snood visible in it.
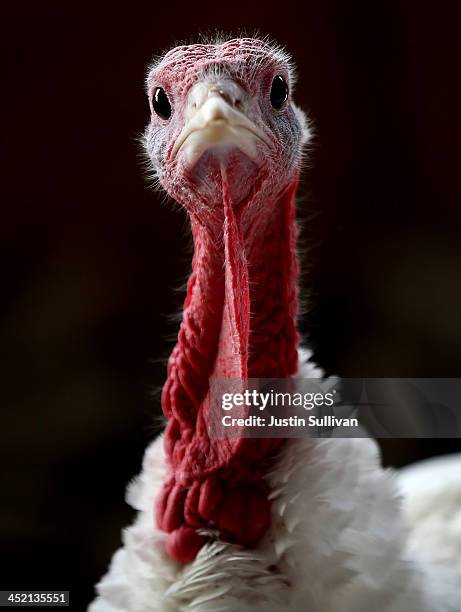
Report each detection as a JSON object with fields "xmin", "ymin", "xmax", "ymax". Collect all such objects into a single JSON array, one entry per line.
[{"xmin": 143, "ymin": 38, "xmax": 309, "ymax": 563}]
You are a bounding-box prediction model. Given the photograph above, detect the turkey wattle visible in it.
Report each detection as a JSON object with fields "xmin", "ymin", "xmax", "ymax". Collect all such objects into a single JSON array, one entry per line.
[{"xmin": 90, "ymin": 37, "xmax": 461, "ymax": 611}]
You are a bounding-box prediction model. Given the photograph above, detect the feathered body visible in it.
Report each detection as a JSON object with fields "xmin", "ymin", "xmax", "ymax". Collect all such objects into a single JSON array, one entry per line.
[
  {"xmin": 90, "ymin": 352, "xmax": 461, "ymax": 611},
  {"xmin": 90, "ymin": 37, "xmax": 461, "ymax": 611}
]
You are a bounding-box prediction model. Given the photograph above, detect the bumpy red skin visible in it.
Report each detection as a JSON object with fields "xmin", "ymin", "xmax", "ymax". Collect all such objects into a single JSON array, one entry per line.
[
  {"xmin": 157, "ymin": 175, "xmax": 301, "ymax": 563},
  {"xmin": 145, "ymin": 39, "xmax": 306, "ymax": 564}
]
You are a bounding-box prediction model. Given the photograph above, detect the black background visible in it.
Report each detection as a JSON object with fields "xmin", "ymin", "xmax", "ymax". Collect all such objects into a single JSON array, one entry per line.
[{"xmin": 2, "ymin": 1, "xmax": 461, "ymax": 609}]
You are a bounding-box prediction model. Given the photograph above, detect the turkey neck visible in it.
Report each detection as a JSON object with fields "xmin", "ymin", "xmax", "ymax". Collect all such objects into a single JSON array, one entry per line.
[
  {"xmin": 157, "ymin": 174, "xmax": 302, "ymax": 562},
  {"xmin": 162, "ymin": 173, "xmax": 301, "ymax": 477}
]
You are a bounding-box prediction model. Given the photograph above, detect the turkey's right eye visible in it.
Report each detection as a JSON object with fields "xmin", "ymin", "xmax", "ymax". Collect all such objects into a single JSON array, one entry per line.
[
  {"xmin": 152, "ymin": 87, "xmax": 172, "ymax": 120},
  {"xmin": 270, "ymin": 75, "xmax": 289, "ymax": 110}
]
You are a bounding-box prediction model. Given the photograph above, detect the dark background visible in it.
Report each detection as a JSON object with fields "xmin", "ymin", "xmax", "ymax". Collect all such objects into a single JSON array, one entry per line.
[{"xmin": 2, "ymin": 1, "xmax": 461, "ymax": 609}]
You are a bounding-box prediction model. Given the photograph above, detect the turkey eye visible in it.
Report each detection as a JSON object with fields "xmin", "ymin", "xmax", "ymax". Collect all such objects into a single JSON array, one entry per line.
[
  {"xmin": 270, "ymin": 75, "xmax": 289, "ymax": 110},
  {"xmin": 152, "ymin": 87, "xmax": 172, "ymax": 120}
]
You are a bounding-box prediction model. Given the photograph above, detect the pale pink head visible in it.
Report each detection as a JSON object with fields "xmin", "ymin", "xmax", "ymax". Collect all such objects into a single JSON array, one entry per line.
[{"xmin": 143, "ymin": 37, "xmax": 310, "ymax": 212}]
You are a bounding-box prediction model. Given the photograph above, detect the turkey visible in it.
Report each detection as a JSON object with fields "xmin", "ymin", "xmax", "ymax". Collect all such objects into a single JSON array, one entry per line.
[{"xmin": 90, "ymin": 37, "xmax": 461, "ymax": 611}]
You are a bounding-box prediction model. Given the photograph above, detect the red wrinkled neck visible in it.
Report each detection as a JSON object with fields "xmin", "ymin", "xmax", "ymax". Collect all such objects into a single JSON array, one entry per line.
[{"xmin": 158, "ymin": 175, "xmax": 301, "ymax": 563}]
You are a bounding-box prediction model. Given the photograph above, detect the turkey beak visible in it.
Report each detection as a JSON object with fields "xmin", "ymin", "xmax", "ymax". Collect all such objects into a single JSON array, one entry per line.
[{"xmin": 171, "ymin": 81, "xmax": 271, "ymax": 166}]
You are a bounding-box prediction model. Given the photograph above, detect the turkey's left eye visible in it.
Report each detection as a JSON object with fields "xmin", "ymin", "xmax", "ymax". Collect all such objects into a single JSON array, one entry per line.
[
  {"xmin": 152, "ymin": 87, "xmax": 172, "ymax": 120},
  {"xmin": 270, "ymin": 75, "xmax": 289, "ymax": 110}
]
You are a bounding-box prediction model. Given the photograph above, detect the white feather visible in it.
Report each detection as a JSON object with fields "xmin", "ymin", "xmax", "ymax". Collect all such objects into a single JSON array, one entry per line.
[{"xmin": 90, "ymin": 350, "xmax": 461, "ymax": 611}]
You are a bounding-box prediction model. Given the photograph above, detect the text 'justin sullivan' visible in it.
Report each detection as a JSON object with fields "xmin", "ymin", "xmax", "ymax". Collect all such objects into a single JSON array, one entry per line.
[{"xmin": 220, "ymin": 390, "xmax": 359, "ymax": 428}]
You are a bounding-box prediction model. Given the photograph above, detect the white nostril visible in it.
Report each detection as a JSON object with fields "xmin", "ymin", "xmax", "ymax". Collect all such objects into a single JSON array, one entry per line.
[
  {"xmin": 187, "ymin": 81, "xmax": 246, "ymax": 118},
  {"xmin": 207, "ymin": 87, "xmax": 235, "ymax": 107}
]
